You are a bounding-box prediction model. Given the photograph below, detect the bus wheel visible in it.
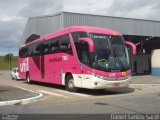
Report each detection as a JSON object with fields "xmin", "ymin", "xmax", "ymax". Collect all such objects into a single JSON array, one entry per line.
[
  {"xmin": 65, "ymin": 75, "xmax": 77, "ymax": 92},
  {"xmin": 26, "ymin": 73, "xmax": 31, "ymax": 84}
]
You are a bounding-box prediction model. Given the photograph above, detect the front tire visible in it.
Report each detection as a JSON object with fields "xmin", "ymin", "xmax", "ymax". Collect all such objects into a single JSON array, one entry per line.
[
  {"xmin": 11, "ymin": 76, "xmax": 14, "ymax": 80},
  {"xmin": 65, "ymin": 75, "xmax": 78, "ymax": 92},
  {"xmin": 26, "ymin": 73, "xmax": 31, "ymax": 84},
  {"xmin": 15, "ymin": 76, "xmax": 17, "ymax": 80}
]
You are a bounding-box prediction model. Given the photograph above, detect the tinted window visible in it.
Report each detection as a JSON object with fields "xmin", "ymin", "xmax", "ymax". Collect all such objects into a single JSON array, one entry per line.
[
  {"xmin": 71, "ymin": 32, "xmax": 88, "ymax": 62},
  {"xmin": 42, "ymin": 39, "xmax": 59, "ymax": 55},
  {"xmin": 71, "ymin": 32, "xmax": 87, "ymax": 52},
  {"xmin": 78, "ymin": 41, "xmax": 90, "ymax": 66},
  {"xmin": 28, "ymin": 42, "xmax": 41, "ymax": 57},
  {"xmin": 59, "ymin": 35, "xmax": 72, "ymax": 55},
  {"xmin": 20, "ymin": 35, "xmax": 72, "ymax": 57},
  {"xmin": 19, "ymin": 46, "xmax": 28, "ymax": 58},
  {"xmin": 110, "ymin": 36, "xmax": 125, "ymax": 57},
  {"xmin": 41, "ymin": 34, "xmax": 72, "ymax": 55}
]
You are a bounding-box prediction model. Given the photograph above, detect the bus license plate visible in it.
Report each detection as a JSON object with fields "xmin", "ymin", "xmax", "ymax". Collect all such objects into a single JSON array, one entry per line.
[{"xmin": 113, "ymin": 83, "xmax": 120, "ymax": 87}]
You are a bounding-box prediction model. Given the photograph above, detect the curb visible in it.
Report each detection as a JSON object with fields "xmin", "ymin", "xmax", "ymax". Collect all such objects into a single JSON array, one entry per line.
[{"xmin": 0, "ymin": 87, "xmax": 44, "ymax": 106}]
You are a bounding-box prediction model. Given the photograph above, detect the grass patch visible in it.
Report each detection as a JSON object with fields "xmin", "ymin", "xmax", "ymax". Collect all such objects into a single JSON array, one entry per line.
[{"xmin": 0, "ymin": 56, "xmax": 18, "ymax": 70}]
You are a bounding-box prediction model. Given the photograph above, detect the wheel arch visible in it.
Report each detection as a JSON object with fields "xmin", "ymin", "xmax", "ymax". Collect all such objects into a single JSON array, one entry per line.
[
  {"xmin": 64, "ymin": 72, "xmax": 78, "ymax": 92},
  {"xmin": 26, "ymin": 71, "xmax": 29, "ymax": 79},
  {"xmin": 64, "ymin": 72, "xmax": 73, "ymax": 85}
]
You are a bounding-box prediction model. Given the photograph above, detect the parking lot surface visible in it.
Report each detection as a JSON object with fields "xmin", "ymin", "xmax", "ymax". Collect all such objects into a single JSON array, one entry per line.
[{"xmin": 0, "ymin": 70, "xmax": 160, "ymax": 115}]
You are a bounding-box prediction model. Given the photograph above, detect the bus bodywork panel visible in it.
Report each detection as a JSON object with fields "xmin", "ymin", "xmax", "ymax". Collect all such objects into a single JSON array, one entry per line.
[{"xmin": 19, "ymin": 26, "xmax": 134, "ymax": 90}]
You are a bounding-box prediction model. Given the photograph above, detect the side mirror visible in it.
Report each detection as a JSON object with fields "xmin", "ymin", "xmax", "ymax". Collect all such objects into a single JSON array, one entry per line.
[
  {"xmin": 79, "ymin": 38, "xmax": 95, "ymax": 53},
  {"xmin": 125, "ymin": 41, "xmax": 137, "ymax": 55}
]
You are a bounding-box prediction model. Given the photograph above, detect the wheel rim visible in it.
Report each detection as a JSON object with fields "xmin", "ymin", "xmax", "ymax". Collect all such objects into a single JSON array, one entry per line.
[{"xmin": 68, "ymin": 79, "xmax": 75, "ymax": 89}]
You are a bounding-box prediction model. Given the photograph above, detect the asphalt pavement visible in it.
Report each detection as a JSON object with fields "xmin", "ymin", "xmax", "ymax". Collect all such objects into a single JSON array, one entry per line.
[
  {"xmin": 131, "ymin": 75, "xmax": 160, "ymax": 84},
  {"xmin": 0, "ymin": 71, "xmax": 160, "ymax": 106},
  {"xmin": 0, "ymin": 73, "xmax": 160, "ymax": 106},
  {"xmin": 0, "ymin": 71, "xmax": 160, "ymax": 120}
]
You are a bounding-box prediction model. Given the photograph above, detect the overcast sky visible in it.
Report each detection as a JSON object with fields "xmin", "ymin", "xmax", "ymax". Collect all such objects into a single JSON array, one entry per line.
[{"xmin": 0, "ymin": 0, "xmax": 160, "ymax": 55}]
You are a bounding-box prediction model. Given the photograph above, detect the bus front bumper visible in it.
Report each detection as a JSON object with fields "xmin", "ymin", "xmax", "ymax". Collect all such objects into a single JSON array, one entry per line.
[{"xmin": 91, "ymin": 76, "xmax": 131, "ymax": 89}]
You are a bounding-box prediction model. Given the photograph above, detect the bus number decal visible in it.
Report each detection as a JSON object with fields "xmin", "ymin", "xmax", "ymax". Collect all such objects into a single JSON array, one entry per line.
[
  {"xmin": 109, "ymin": 73, "xmax": 116, "ymax": 77},
  {"xmin": 62, "ymin": 56, "xmax": 68, "ymax": 61}
]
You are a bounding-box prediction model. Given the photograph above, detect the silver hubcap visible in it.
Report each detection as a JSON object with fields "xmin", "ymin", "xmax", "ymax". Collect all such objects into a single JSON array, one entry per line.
[{"xmin": 68, "ymin": 79, "xmax": 75, "ymax": 89}]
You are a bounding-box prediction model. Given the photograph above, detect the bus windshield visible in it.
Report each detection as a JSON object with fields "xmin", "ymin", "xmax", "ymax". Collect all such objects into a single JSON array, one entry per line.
[{"xmin": 89, "ymin": 33, "xmax": 130, "ymax": 72}]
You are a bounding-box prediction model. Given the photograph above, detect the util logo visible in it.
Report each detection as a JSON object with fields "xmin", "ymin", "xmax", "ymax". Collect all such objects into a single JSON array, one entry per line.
[{"xmin": 20, "ymin": 58, "xmax": 29, "ymax": 72}]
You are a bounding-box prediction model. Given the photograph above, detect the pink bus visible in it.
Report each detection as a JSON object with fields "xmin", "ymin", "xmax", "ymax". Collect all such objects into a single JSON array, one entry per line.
[{"xmin": 18, "ymin": 26, "xmax": 136, "ymax": 92}]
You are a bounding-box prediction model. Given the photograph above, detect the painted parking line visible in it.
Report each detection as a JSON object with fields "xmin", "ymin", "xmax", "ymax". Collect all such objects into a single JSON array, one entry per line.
[
  {"xmin": 37, "ymin": 90, "xmax": 72, "ymax": 98},
  {"xmin": 14, "ymin": 86, "xmax": 39, "ymax": 93},
  {"xmin": 55, "ymin": 89, "xmax": 91, "ymax": 97}
]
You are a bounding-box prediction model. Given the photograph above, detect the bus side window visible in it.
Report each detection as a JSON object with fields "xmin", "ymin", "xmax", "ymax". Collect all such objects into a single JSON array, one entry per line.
[
  {"xmin": 50, "ymin": 40, "xmax": 59, "ymax": 53},
  {"xmin": 40, "ymin": 42, "xmax": 46, "ymax": 55},
  {"xmin": 59, "ymin": 35, "xmax": 73, "ymax": 55},
  {"xmin": 42, "ymin": 38, "xmax": 59, "ymax": 55},
  {"xmin": 78, "ymin": 41, "xmax": 90, "ymax": 66},
  {"xmin": 41, "ymin": 34, "xmax": 72, "ymax": 55},
  {"xmin": 71, "ymin": 32, "xmax": 87, "ymax": 53},
  {"xmin": 19, "ymin": 47, "xmax": 28, "ymax": 58},
  {"xmin": 27, "ymin": 42, "xmax": 41, "ymax": 57},
  {"xmin": 35, "ymin": 43, "xmax": 42, "ymax": 56}
]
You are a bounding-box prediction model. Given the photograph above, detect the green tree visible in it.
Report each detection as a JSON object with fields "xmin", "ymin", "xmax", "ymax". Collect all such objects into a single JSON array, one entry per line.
[{"xmin": 4, "ymin": 53, "xmax": 14, "ymax": 70}]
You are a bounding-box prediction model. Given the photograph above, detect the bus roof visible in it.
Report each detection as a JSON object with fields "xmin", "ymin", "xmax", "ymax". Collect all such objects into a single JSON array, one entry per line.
[
  {"xmin": 44, "ymin": 26, "xmax": 122, "ymax": 41},
  {"xmin": 45, "ymin": 26, "xmax": 122, "ymax": 39},
  {"xmin": 68, "ymin": 26, "xmax": 122, "ymax": 35},
  {"xmin": 21, "ymin": 26, "xmax": 122, "ymax": 47}
]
